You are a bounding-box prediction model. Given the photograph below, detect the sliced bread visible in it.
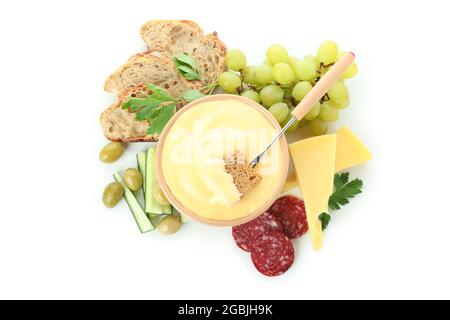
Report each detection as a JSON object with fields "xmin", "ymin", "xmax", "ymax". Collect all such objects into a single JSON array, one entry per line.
[
  {"xmin": 101, "ymin": 20, "xmax": 227, "ymax": 143},
  {"xmin": 139, "ymin": 20, "xmax": 204, "ymax": 53},
  {"xmin": 100, "ymin": 85, "xmax": 165, "ymax": 142},
  {"xmin": 105, "ymin": 20, "xmax": 227, "ymax": 96},
  {"xmin": 100, "ymin": 86, "xmax": 157, "ymax": 142},
  {"xmin": 104, "ymin": 51, "xmax": 203, "ymax": 96},
  {"xmin": 140, "ymin": 20, "xmax": 227, "ymax": 86}
]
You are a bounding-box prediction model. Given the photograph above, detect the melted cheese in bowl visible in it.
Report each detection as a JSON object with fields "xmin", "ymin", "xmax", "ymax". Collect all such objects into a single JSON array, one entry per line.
[{"xmin": 160, "ymin": 96, "xmax": 288, "ymax": 224}]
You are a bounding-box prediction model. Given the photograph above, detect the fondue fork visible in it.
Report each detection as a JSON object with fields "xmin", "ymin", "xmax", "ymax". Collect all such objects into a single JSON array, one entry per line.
[{"xmin": 250, "ymin": 52, "xmax": 355, "ymax": 168}]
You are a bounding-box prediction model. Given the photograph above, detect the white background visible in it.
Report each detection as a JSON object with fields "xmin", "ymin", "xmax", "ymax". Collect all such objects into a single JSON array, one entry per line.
[{"xmin": 0, "ymin": 0, "xmax": 449, "ymax": 300}]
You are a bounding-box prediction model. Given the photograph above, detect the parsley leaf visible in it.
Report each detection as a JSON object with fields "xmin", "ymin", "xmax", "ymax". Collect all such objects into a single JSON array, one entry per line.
[
  {"xmin": 120, "ymin": 83, "xmax": 198, "ymax": 135},
  {"xmin": 333, "ymin": 172, "xmax": 349, "ymax": 192},
  {"xmin": 329, "ymin": 173, "xmax": 363, "ymax": 211},
  {"xmin": 173, "ymin": 53, "xmax": 198, "ymax": 68},
  {"xmin": 122, "ymin": 97, "xmax": 160, "ymax": 111},
  {"xmin": 319, "ymin": 213, "xmax": 331, "ymax": 231},
  {"xmin": 144, "ymin": 83, "xmax": 174, "ymax": 102},
  {"xmin": 173, "ymin": 53, "xmax": 201, "ymax": 81},
  {"xmin": 147, "ymin": 104, "xmax": 176, "ymax": 135},
  {"xmin": 121, "ymin": 84, "xmax": 177, "ymax": 134},
  {"xmin": 182, "ymin": 89, "xmax": 205, "ymax": 102},
  {"xmin": 320, "ymin": 173, "xmax": 364, "ymax": 231},
  {"xmin": 176, "ymin": 65, "xmax": 201, "ymax": 80},
  {"xmin": 135, "ymin": 103, "xmax": 158, "ymax": 121}
]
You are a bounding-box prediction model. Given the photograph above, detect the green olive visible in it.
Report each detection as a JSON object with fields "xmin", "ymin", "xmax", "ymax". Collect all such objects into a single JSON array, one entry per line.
[
  {"xmin": 99, "ymin": 142, "xmax": 125, "ymax": 163},
  {"xmin": 157, "ymin": 215, "xmax": 182, "ymax": 235},
  {"xmin": 152, "ymin": 183, "xmax": 169, "ymax": 206},
  {"xmin": 103, "ymin": 182, "xmax": 124, "ymax": 208},
  {"xmin": 123, "ymin": 168, "xmax": 143, "ymax": 192}
]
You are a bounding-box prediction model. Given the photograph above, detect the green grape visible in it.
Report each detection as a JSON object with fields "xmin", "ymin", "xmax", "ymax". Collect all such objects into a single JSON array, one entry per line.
[
  {"xmin": 289, "ymin": 56, "xmax": 299, "ymax": 67},
  {"xmin": 292, "ymin": 81, "xmax": 312, "ymax": 101},
  {"xmin": 304, "ymin": 102, "xmax": 321, "ymax": 121},
  {"xmin": 320, "ymin": 101, "xmax": 339, "ymax": 122},
  {"xmin": 304, "ymin": 54, "xmax": 320, "ymax": 69},
  {"xmin": 309, "ymin": 118, "xmax": 328, "ymax": 136},
  {"xmin": 259, "ymin": 85, "xmax": 284, "ymax": 107},
  {"xmin": 281, "ymin": 115, "xmax": 299, "ymax": 132},
  {"xmin": 283, "ymin": 87, "xmax": 293, "ymax": 98},
  {"xmin": 243, "ymin": 65, "xmax": 258, "ymax": 84},
  {"xmin": 241, "ymin": 90, "xmax": 260, "ymax": 103},
  {"xmin": 298, "ymin": 118, "xmax": 309, "ymax": 128},
  {"xmin": 330, "ymin": 96, "xmax": 349, "ymax": 109},
  {"xmin": 337, "ymin": 51, "xmax": 346, "ymax": 59},
  {"xmin": 226, "ymin": 49, "xmax": 247, "ymax": 72},
  {"xmin": 287, "ymin": 120, "xmax": 300, "ymax": 132},
  {"xmin": 254, "ymin": 82, "xmax": 266, "ymax": 90},
  {"xmin": 341, "ymin": 63, "xmax": 358, "ymax": 79},
  {"xmin": 292, "ymin": 59, "xmax": 317, "ymax": 81},
  {"xmin": 255, "ymin": 64, "xmax": 275, "ymax": 84},
  {"xmin": 273, "ymin": 63, "xmax": 295, "ymax": 85},
  {"xmin": 218, "ymin": 72, "xmax": 241, "ymax": 93},
  {"xmin": 337, "ymin": 51, "xmax": 358, "ymax": 79},
  {"xmin": 327, "ymin": 81, "xmax": 348, "ymax": 103},
  {"xmin": 288, "ymin": 57, "xmax": 301, "ymax": 82},
  {"xmin": 266, "ymin": 45, "xmax": 290, "ymax": 65},
  {"xmin": 317, "ymin": 41, "xmax": 338, "ymax": 65},
  {"xmin": 268, "ymin": 103, "xmax": 289, "ymax": 123}
]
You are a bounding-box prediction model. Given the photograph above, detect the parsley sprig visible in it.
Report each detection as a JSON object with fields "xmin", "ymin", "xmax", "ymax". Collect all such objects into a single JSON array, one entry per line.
[
  {"xmin": 320, "ymin": 172, "xmax": 364, "ymax": 231},
  {"xmin": 319, "ymin": 213, "xmax": 331, "ymax": 231},
  {"xmin": 121, "ymin": 83, "xmax": 216, "ymax": 134},
  {"xmin": 329, "ymin": 172, "xmax": 363, "ymax": 211},
  {"xmin": 173, "ymin": 53, "xmax": 202, "ymax": 81}
]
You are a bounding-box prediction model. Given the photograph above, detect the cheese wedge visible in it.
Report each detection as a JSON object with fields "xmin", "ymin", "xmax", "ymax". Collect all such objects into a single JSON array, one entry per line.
[
  {"xmin": 289, "ymin": 134, "xmax": 337, "ymax": 251},
  {"xmin": 283, "ymin": 127, "xmax": 371, "ymax": 192},
  {"xmin": 335, "ymin": 127, "xmax": 372, "ymax": 172}
]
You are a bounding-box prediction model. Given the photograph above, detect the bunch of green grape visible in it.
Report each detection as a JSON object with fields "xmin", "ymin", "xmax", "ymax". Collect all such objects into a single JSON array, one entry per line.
[{"xmin": 218, "ymin": 41, "xmax": 358, "ymax": 136}]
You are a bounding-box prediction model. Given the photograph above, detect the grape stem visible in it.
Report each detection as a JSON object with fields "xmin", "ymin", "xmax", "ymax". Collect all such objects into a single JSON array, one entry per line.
[
  {"xmin": 237, "ymin": 69, "xmax": 246, "ymax": 94},
  {"xmin": 199, "ymin": 83, "xmax": 218, "ymax": 95},
  {"xmin": 284, "ymin": 96, "xmax": 296, "ymax": 107},
  {"xmin": 320, "ymin": 93, "xmax": 330, "ymax": 103}
]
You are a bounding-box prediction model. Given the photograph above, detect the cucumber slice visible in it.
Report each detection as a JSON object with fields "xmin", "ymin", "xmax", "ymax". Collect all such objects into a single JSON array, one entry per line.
[
  {"xmin": 180, "ymin": 213, "xmax": 191, "ymax": 224},
  {"xmin": 145, "ymin": 148, "xmax": 163, "ymax": 215},
  {"xmin": 162, "ymin": 204, "xmax": 173, "ymax": 215},
  {"xmin": 114, "ymin": 172, "xmax": 155, "ymax": 233},
  {"xmin": 137, "ymin": 151, "xmax": 147, "ymax": 193}
]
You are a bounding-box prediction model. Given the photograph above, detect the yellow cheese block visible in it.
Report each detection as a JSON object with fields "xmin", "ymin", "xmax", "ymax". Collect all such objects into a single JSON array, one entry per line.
[
  {"xmin": 335, "ymin": 127, "xmax": 372, "ymax": 172},
  {"xmin": 283, "ymin": 127, "xmax": 371, "ymax": 192},
  {"xmin": 289, "ymin": 134, "xmax": 337, "ymax": 251}
]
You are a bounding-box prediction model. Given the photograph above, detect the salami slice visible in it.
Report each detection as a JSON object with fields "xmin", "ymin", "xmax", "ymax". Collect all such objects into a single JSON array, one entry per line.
[
  {"xmin": 269, "ymin": 195, "xmax": 308, "ymax": 239},
  {"xmin": 251, "ymin": 231, "xmax": 295, "ymax": 277},
  {"xmin": 232, "ymin": 211, "xmax": 284, "ymax": 252}
]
